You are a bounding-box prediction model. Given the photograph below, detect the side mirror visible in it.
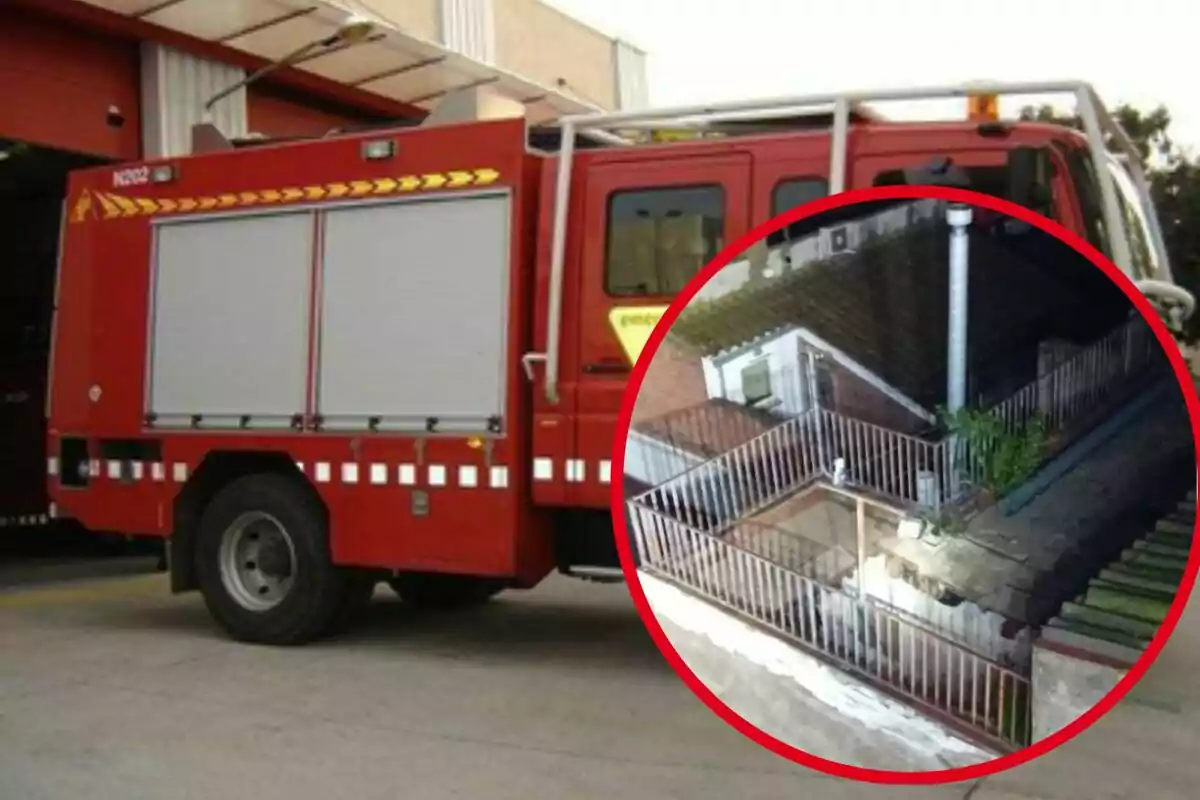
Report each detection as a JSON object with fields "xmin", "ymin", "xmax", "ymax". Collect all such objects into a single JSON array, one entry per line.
[{"xmin": 1006, "ymin": 146, "xmax": 1055, "ymax": 216}]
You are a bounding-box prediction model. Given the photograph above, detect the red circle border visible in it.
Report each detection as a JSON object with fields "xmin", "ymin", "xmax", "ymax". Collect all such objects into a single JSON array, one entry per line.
[{"xmin": 608, "ymin": 184, "xmax": 1200, "ymax": 785}]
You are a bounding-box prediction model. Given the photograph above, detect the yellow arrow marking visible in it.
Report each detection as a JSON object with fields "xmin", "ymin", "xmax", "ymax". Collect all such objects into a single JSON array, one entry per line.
[
  {"xmin": 608, "ymin": 306, "xmax": 669, "ymax": 365},
  {"xmin": 239, "ymin": 192, "xmax": 260, "ymax": 205},
  {"xmin": 111, "ymin": 195, "xmax": 139, "ymax": 217},
  {"xmin": 95, "ymin": 193, "xmax": 122, "ymax": 220},
  {"xmin": 350, "ymin": 180, "xmax": 374, "ymax": 196},
  {"xmin": 70, "ymin": 190, "xmax": 94, "ymax": 224},
  {"xmin": 135, "ymin": 198, "xmax": 158, "ymax": 214},
  {"xmin": 373, "ymin": 178, "xmax": 398, "ymax": 194},
  {"xmin": 327, "ymin": 183, "xmax": 350, "ymax": 198},
  {"xmin": 198, "ymin": 197, "xmax": 217, "ymax": 210},
  {"xmin": 473, "ymin": 168, "xmax": 500, "ymax": 186},
  {"xmin": 158, "ymin": 198, "xmax": 178, "ymax": 213},
  {"xmin": 305, "ymin": 186, "xmax": 326, "ymax": 200},
  {"xmin": 217, "ymin": 195, "xmax": 238, "ymax": 208},
  {"xmin": 281, "ymin": 188, "xmax": 304, "ymax": 202},
  {"xmin": 446, "ymin": 170, "xmax": 474, "ymax": 188},
  {"xmin": 398, "ymin": 175, "xmax": 421, "ymax": 192},
  {"xmin": 422, "ymin": 173, "xmax": 447, "ymax": 190},
  {"xmin": 258, "ymin": 189, "xmax": 282, "ymax": 204}
]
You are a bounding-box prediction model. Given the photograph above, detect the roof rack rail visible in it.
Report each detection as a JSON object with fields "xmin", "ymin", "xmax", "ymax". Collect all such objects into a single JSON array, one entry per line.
[{"xmin": 530, "ymin": 80, "xmax": 1176, "ymax": 406}]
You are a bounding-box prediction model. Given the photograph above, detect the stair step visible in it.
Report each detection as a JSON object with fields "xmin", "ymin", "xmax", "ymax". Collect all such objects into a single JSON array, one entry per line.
[
  {"xmin": 1084, "ymin": 581, "xmax": 1174, "ymax": 624},
  {"xmin": 1060, "ymin": 602, "xmax": 1160, "ymax": 639},
  {"xmin": 1104, "ymin": 559, "xmax": 1185, "ymax": 588},
  {"xmin": 1121, "ymin": 548, "xmax": 1190, "ymax": 573},
  {"xmin": 1131, "ymin": 538, "xmax": 1192, "ymax": 562},
  {"xmin": 1156, "ymin": 518, "xmax": 1193, "ymax": 537},
  {"xmin": 1146, "ymin": 527, "xmax": 1193, "ymax": 550},
  {"xmin": 1046, "ymin": 616, "xmax": 1151, "ymax": 651},
  {"xmin": 1097, "ymin": 566, "xmax": 1180, "ymax": 598}
]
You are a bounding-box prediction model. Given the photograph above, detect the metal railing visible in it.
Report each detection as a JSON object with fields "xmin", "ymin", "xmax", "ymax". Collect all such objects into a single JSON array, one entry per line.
[
  {"xmin": 990, "ymin": 315, "xmax": 1159, "ymax": 438},
  {"xmin": 631, "ymin": 505, "xmax": 1031, "ymax": 751}
]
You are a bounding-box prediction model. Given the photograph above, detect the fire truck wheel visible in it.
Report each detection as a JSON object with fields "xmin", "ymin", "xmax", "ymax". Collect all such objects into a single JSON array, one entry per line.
[
  {"xmin": 195, "ymin": 474, "xmax": 349, "ymax": 645},
  {"xmin": 386, "ymin": 572, "xmax": 505, "ymax": 610}
]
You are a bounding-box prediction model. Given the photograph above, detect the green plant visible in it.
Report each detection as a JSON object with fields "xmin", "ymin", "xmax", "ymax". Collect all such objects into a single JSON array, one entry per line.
[{"xmin": 938, "ymin": 406, "xmax": 1047, "ymax": 498}]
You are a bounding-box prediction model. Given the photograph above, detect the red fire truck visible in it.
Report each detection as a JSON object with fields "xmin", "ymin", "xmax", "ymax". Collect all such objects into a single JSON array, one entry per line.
[{"xmin": 37, "ymin": 80, "xmax": 1193, "ymax": 644}]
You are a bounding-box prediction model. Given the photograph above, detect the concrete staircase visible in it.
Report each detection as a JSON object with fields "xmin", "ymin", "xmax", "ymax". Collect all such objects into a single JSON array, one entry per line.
[{"xmin": 1043, "ymin": 490, "xmax": 1193, "ymax": 653}]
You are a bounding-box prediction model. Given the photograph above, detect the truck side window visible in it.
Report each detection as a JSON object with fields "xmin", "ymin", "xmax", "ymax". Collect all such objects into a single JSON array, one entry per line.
[
  {"xmin": 1065, "ymin": 150, "xmax": 1111, "ymax": 258},
  {"xmin": 605, "ymin": 185, "xmax": 725, "ymax": 296},
  {"xmin": 767, "ymin": 178, "xmax": 829, "ymax": 247}
]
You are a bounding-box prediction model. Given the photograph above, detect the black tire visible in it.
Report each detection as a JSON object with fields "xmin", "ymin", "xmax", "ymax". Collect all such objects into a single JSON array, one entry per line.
[
  {"xmin": 194, "ymin": 473, "xmax": 349, "ymax": 646},
  {"xmin": 387, "ymin": 572, "xmax": 505, "ymax": 610}
]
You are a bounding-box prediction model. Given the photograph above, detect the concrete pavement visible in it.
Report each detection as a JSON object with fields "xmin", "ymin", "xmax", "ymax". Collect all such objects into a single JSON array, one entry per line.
[{"xmin": 0, "ymin": 572, "xmax": 1197, "ymax": 798}]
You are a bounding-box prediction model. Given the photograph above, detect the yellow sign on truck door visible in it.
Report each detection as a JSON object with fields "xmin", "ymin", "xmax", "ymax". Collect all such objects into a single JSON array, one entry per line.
[{"xmin": 608, "ymin": 306, "xmax": 669, "ymax": 365}]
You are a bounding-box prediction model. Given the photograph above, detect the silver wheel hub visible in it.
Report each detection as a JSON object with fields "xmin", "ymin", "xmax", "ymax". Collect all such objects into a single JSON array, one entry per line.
[{"xmin": 218, "ymin": 511, "xmax": 297, "ymax": 612}]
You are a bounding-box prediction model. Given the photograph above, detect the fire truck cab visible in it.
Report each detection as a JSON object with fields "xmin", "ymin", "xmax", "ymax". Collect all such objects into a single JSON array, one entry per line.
[{"xmin": 44, "ymin": 81, "xmax": 1192, "ymax": 644}]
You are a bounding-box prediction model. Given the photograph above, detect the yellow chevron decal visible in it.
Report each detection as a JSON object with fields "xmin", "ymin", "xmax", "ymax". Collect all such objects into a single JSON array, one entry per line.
[
  {"xmin": 68, "ymin": 166, "xmax": 502, "ymax": 222},
  {"xmin": 473, "ymin": 168, "xmax": 500, "ymax": 186},
  {"xmin": 446, "ymin": 170, "xmax": 474, "ymax": 188},
  {"xmin": 95, "ymin": 193, "xmax": 121, "ymax": 220}
]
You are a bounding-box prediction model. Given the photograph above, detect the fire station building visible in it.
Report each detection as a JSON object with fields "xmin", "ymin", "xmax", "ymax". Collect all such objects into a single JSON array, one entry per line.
[{"xmin": 0, "ymin": 0, "xmax": 646, "ymax": 525}]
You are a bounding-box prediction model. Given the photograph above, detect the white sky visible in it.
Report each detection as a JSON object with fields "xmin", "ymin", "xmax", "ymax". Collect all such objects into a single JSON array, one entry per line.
[{"xmin": 544, "ymin": 0, "xmax": 1199, "ymax": 151}]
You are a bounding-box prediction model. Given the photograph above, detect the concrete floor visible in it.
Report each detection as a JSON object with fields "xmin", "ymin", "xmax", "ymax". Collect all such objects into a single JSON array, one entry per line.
[{"xmin": 1, "ymin": 571, "xmax": 1198, "ymax": 799}]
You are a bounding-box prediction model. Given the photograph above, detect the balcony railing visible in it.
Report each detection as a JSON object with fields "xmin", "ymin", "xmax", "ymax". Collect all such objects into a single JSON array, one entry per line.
[{"xmin": 630, "ymin": 505, "xmax": 1032, "ymax": 751}]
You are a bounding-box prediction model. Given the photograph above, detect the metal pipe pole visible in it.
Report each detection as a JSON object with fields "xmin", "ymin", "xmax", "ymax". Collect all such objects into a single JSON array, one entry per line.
[
  {"xmin": 946, "ymin": 204, "xmax": 972, "ymax": 414},
  {"xmin": 856, "ymin": 497, "xmax": 868, "ymax": 599}
]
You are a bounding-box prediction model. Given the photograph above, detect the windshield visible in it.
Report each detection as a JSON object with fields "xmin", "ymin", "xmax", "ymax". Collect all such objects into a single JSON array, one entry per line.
[{"xmin": 1105, "ymin": 156, "xmax": 1162, "ymax": 282}]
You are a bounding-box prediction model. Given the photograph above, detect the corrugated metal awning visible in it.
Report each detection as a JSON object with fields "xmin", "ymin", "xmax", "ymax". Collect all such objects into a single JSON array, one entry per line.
[{"xmin": 76, "ymin": 0, "xmax": 602, "ymax": 124}]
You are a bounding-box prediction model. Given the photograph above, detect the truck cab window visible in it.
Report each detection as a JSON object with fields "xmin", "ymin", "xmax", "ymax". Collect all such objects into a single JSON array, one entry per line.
[
  {"xmin": 767, "ymin": 178, "xmax": 829, "ymax": 247},
  {"xmin": 873, "ymin": 162, "xmax": 1058, "ymax": 221},
  {"xmin": 605, "ymin": 185, "xmax": 725, "ymax": 296},
  {"xmin": 1064, "ymin": 149, "xmax": 1111, "ymax": 258}
]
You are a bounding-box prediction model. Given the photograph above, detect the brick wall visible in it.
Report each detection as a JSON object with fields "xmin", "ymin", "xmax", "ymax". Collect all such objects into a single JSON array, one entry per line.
[{"xmin": 633, "ymin": 337, "xmax": 710, "ymax": 425}]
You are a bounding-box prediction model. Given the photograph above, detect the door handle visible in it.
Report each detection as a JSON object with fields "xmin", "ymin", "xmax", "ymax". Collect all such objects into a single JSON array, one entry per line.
[{"xmin": 583, "ymin": 361, "xmax": 631, "ymax": 375}]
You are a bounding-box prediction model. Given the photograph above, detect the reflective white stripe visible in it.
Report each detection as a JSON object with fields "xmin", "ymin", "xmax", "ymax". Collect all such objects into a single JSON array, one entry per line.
[
  {"xmin": 47, "ymin": 457, "xmax": 59, "ymax": 476},
  {"xmin": 533, "ymin": 458, "xmax": 554, "ymax": 481},
  {"xmin": 598, "ymin": 459, "xmax": 612, "ymax": 484},
  {"xmin": 398, "ymin": 464, "xmax": 417, "ymax": 486},
  {"xmin": 68, "ymin": 458, "xmax": 513, "ymax": 489},
  {"xmin": 428, "ymin": 465, "xmax": 447, "ymax": 487},
  {"xmin": 458, "ymin": 465, "xmax": 478, "ymax": 488},
  {"xmin": 490, "ymin": 465, "xmax": 509, "ymax": 488},
  {"xmin": 565, "ymin": 459, "xmax": 585, "ymax": 483}
]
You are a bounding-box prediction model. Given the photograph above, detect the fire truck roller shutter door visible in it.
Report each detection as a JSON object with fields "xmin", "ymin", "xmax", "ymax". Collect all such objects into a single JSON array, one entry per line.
[
  {"xmin": 315, "ymin": 192, "xmax": 512, "ymax": 434},
  {"xmin": 146, "ymin": 212, "xmax": 313, "ymax": 429}
]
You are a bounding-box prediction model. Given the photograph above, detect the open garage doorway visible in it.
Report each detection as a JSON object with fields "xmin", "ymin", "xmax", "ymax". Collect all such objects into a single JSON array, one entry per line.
[{"xmin": 0, "ymin": 138, "xmax": 156, "ymax": 582}]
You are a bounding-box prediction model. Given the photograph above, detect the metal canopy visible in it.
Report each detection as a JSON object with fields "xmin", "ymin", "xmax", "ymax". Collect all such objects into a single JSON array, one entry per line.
[{"xmin": 77, "ymin": 0, "xmax": 601, "ymax": 124}]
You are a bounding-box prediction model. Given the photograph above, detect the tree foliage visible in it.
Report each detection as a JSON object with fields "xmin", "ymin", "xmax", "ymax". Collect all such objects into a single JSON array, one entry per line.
[{"xmin": 1019, "ymin": 103, "xmax": 1200, "ymax": 338}]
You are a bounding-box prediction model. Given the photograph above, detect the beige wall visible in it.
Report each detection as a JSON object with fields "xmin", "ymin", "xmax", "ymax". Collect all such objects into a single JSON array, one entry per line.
[
  {"xmin": 359, "ymin": 0, "xmax": 620, "ymax": 110},
  {"xmin": 493, "ymin": 0, "xmax": 617, "ymax": 110}
]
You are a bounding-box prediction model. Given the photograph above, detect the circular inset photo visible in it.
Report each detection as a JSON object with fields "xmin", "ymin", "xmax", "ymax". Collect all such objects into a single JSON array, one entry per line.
[{"xmin": 612, "ymin": 186, "xmax": 1199, "ymax": 783}]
